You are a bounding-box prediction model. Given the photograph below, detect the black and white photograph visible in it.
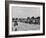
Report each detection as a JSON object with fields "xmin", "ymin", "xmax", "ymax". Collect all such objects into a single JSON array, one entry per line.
[
  {"xmin": 5, "ymin": 1, "xmax": 45, "ymax": 37},
  {"xmin": 12, "ymin": 5, "xmax": 40, "ymax": 31}
]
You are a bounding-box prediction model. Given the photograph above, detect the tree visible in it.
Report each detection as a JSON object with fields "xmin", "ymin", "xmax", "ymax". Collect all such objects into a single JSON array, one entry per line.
[
  {"xmin": 31, "ymin": 16, "xmax": 34, "ymax": 19},
  {"xmin": 36, "ymin": 16, "xmax": 40, "ymax": 19},
  {"xmin": 12, "ymin": 18, "xmax": 15, "ymax": 22},
  {"xmin": 27, "ymin": 17, "xmax": 30, "ymax": 19},
  {"xmin": 19, "ymin": 18, "xmax": 21, "ymax": 20},
  {"xmin": 12, "ymin": 18, "xmax": 15, "ymax": 20},
  {"xmin": 15, "ymin": 18, "xmax": 18, "ymax": 20}
]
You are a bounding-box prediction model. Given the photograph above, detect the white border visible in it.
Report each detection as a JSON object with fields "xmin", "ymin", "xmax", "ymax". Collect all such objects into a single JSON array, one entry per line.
[{"xmin": 9, "ymin": 4, "xmax": 43, "ymax": 35}]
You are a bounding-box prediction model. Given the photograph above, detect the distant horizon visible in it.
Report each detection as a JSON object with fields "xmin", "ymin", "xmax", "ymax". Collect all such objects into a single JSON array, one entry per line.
[{"xmin": 12, "ymin": 16, "xmax": 40, "ymax": 18}]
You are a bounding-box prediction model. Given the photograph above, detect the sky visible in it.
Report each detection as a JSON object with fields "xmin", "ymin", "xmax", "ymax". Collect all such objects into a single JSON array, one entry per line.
[{"xmin": 12, "ymin": 6, "xmax": 40, "ymax": 18}]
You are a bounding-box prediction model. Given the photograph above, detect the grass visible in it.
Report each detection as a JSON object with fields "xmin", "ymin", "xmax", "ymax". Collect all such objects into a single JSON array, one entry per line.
[{"xmin": 12, "ymin": 22, "xmax": 40, "ymax": 31}]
